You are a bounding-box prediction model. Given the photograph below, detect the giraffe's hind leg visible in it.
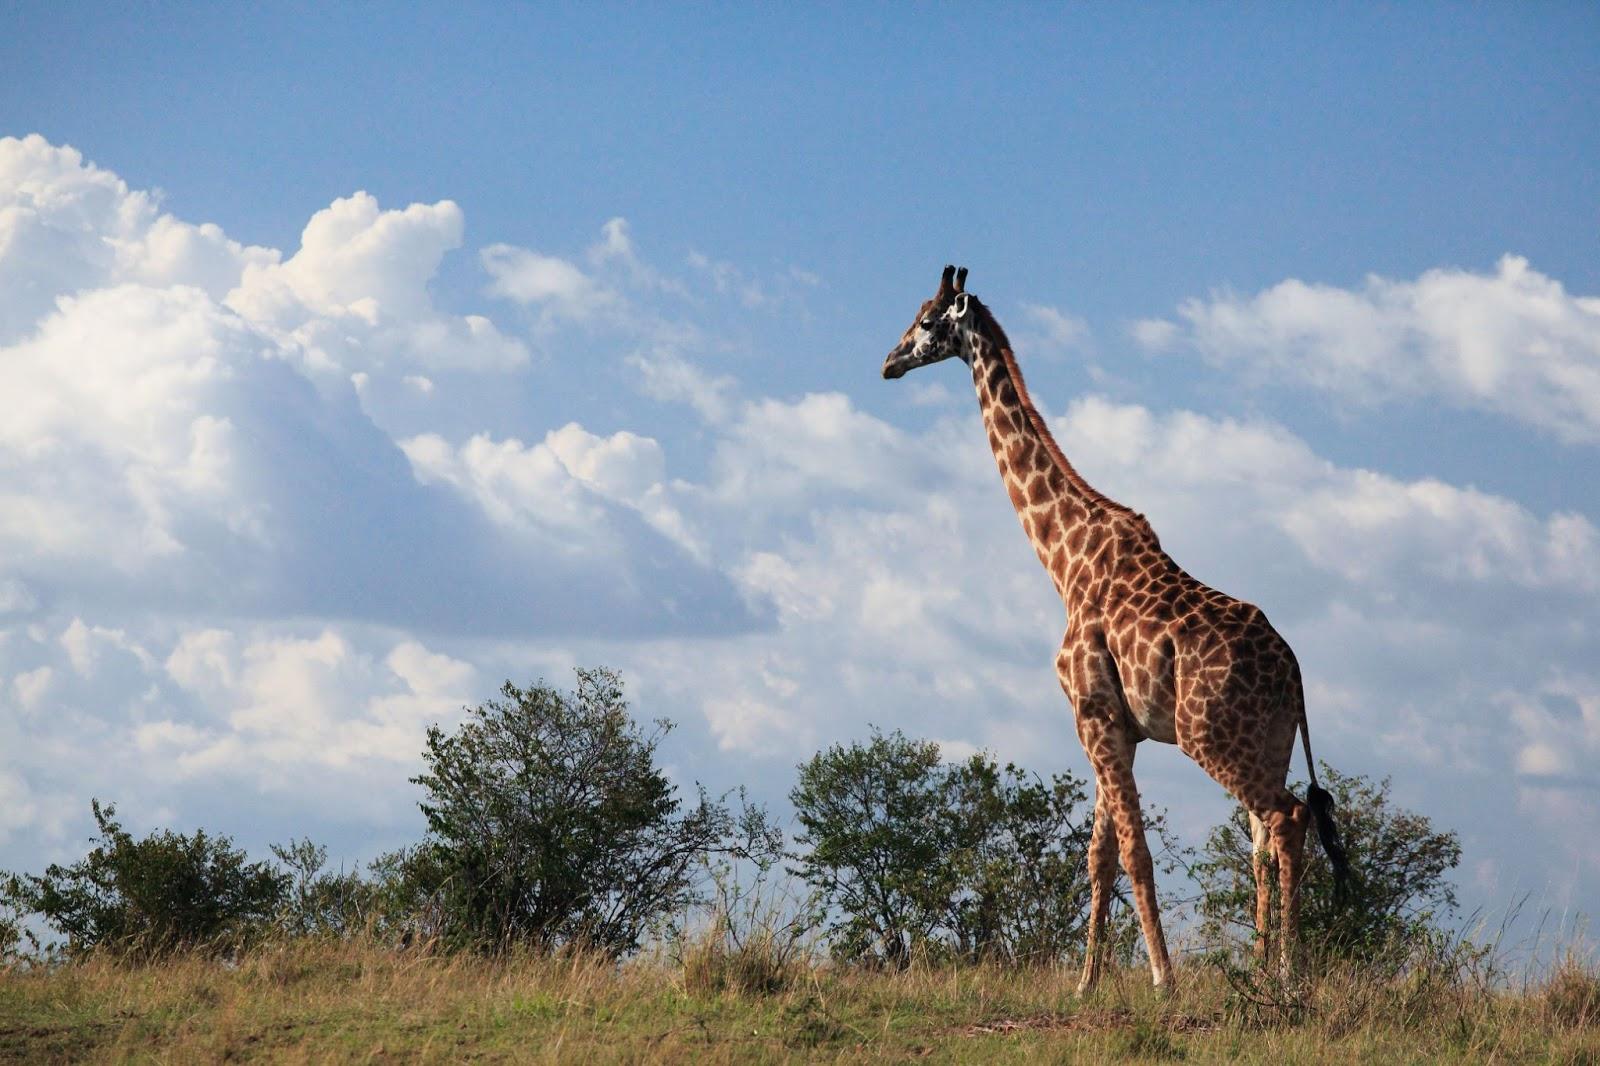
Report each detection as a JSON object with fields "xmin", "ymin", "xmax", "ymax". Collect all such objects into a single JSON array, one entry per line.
[
  {"xmin": 1257, "ymin": 790, "xmax": 1310, "ymax": 980},
  {"xmin": 1250, "ymin": 811, "xmax": 1274, "ymax": 965},
  {"xmin": 1176, "ymin": 665, "xmax": 1303, "ymax": 975}
]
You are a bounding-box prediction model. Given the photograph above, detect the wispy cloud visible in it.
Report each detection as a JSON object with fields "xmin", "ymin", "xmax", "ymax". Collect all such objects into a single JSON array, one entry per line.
[{"xmin": 1020, "ymin": 302, "xmax": 1093, "ymax": 356}]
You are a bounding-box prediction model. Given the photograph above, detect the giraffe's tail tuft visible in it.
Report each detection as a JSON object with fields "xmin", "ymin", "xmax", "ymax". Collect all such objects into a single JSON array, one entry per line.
[{"xmin": 1306, "ymin": 783, "xmax": 1352, "ymax": 903}]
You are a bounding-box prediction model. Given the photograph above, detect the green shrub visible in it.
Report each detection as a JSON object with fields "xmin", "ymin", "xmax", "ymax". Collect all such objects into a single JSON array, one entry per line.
[
  {"xmin": 0, "ymin": 876, "xmax": 40, "ymax": 966},
  {"xmin": 403, "ymin": 668, "xmax": 760, "ymax": 955},
  {"xmin": 789, "ymin": 728, "xmax": 1165, "ymax": 967},
  {"xmin": 271, "ymin": 838, "xmax": 383, "ymax": 939},
  {"xmin": 7, "ymin": 800, "xmax": 286, "ymax": 959}
]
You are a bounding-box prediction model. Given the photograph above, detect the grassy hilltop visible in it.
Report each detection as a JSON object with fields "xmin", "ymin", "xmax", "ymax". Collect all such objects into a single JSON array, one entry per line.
[
  {"xmin": 3, "ymin": 937, "xmax": 1598, "ymax": 1063},
  {"xmin": 4, "ymin": 678, "xmax": 1594, "ymax": 1061}
]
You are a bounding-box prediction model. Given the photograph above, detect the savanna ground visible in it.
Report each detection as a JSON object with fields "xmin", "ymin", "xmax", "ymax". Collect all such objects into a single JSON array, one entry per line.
[{"xmin": 3, "ymin": 936, "xmax": 1597, "ymax": 1064}]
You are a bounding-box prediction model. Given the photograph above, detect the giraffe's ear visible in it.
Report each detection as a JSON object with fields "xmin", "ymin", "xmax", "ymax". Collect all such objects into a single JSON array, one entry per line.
[{"xmin": 950, "ymin": 292, "xmax": 971, "ymax": 319}]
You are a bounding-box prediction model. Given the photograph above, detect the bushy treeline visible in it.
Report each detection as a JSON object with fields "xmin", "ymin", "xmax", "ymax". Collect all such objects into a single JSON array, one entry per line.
[
  {"xmin": 789, "ymin": 729, "xmax": 1180, "ymax": 967},
  {"xmin": 1, "ymin": 668, "xmax": 1461, "ymax": 970}
]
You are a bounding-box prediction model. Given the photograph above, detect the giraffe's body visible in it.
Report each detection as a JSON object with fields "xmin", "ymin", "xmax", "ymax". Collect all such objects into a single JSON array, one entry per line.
[{"xmin": 883, "ymin": 266, "xmax": 1347, "ymax": 990}]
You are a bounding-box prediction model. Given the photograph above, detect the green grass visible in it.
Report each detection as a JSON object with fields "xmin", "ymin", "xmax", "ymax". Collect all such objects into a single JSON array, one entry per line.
[{"xmin": 1, "ymin": 938, "xmax": 1597, "ymax": 1063}]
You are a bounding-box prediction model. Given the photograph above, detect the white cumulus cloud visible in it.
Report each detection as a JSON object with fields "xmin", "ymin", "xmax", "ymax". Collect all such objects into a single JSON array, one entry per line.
[
  {"xmin": 0, "ymin": 134, "xmax": 276, "ymax": 343},
  {"xmin": 1137, "ymin": 256, "xmax": 1600, "ymax": 443},
  {"xmin": 229, "ymin": 191, "xmax": 528, "ymax": 375},
  {"xmin": 401, "ymin": 423, "xmax": 701, "ymax": 559},
  {"xmin": 0, "ymin": 137, "xmax": 735, "ymax": 635}
]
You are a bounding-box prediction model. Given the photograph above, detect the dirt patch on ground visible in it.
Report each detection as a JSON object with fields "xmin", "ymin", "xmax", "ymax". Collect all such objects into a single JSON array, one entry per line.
[
  {"xmin": 963, "ymin": 1009, "xmax": 1223, "ymax": 1037},
  {"xmin": 0, "ymin": 1019, "xmax": 116, "ymax": 1062}
]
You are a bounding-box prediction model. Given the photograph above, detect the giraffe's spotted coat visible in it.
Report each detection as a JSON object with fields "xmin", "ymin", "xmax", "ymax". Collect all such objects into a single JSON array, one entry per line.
[{"xmin": 882, "ymin": 266, "xmax": 1327, "ymax": 989}]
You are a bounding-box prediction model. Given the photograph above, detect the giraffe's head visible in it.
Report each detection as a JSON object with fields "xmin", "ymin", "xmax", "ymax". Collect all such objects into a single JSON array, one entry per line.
[{"xmin": 882, "ymin": 264, "xmax": 976, "ymax": 380}]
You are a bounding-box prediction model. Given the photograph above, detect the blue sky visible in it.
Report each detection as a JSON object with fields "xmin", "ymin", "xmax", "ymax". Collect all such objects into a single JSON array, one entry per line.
[{"xmin": 3, "ymin": 5, "xmax": 1599, "ymax": 948}]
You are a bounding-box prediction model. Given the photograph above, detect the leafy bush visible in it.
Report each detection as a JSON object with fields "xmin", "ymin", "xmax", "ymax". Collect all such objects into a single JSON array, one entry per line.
[
  {"xmin": 789, "ymin": 729, "xmax": 953, "ymax": 966},
  {"xmin": 358, "ymin": 844, "xmax": 453, "ymax": 946},
  {"xmin": 789, "ymin": 728, "xmax": 1158, "ymax": 967},
  {"xmin": 404, "ymin": 668, "xmax": 758, "ymax": 955},
  {"xmin": 1191, "ymin": 765, "xmax": 1461, "ymax": 960},
  {"xmin": 6, "ymin": 800, "xmax": 286, "ymax": 959},
  {"xmin": 0, "ymin": 878, "xmax": 40, "ymax": 967},
  {"xmin": 271, "ymin": 838, "xmax": 384, "ymax": 939},
  {"xmin": 943, "ymin": 751, "xmax": 1105, "ymax": 964}
]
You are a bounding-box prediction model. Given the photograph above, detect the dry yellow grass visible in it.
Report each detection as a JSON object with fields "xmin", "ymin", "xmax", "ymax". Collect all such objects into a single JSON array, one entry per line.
[{"xmin": 1, "ymin": 936, "xmax": 1597, "ymax": 1063}]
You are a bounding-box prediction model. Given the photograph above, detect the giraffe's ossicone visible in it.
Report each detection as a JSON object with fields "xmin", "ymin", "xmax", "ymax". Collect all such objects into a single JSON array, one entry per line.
[{"xmin": 882, "ymin": 265, "xmax": 1350, "ymax": 990}]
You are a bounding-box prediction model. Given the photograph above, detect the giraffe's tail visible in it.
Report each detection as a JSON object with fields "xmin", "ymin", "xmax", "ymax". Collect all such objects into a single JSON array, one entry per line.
[
  {"xmin": 1297, "ymin": 690, "xmax": 1353, "ymax": 903},
  {"xmin": 1306, "ymin": 779, "xmax": 1352, "ymax": 903}
]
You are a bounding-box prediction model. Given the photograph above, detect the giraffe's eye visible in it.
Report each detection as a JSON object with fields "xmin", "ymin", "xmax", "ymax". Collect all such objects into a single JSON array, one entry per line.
[{"xmin": 920, "ymin": 318, "xmax": 935, "ymax": 329}]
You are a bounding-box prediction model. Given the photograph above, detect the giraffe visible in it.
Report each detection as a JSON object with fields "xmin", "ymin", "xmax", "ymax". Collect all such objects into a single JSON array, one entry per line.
[{"xmin": 882, "ymin": 265, "xmax": 1349, "ymax": 990}]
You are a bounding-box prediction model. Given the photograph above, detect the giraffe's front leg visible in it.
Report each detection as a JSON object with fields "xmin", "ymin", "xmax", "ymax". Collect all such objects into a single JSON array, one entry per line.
[
  {"xmin": 1102, "ymin": 755, "xmax": 1173, "ymax": 990},
  {"xmin": 1073, "ymin": 708, "xmax": 1173, "ymax": 989},
  {"xmin": 1059, "ymin": 636, "xmax": 1115, "ymax": 994},
  {"xmin": 1077, "ymin": 789, "xmax": 1117, "ymax": 995},
  {"xmin": 1061, "ymin": 634, "xmax": 1173, "ymax": 991}
]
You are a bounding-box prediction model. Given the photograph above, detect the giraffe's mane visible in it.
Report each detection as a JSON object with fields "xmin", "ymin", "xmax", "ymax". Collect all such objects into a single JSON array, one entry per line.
[{"xmin": 970, "ymin": 298, "xmax": 1136, "ymax": 519}]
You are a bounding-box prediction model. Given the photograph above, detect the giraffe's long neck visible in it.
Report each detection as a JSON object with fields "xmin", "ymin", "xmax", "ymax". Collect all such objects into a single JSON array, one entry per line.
[{"xmin": 964, "ymin": 320, "xmax": 1132, "ymax": 596}]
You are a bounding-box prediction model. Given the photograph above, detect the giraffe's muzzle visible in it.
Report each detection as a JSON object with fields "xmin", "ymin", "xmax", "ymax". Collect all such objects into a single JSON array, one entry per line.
[{"xmin": 882, "ymin": 340, "xmax": 914, "ymax": 379}]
